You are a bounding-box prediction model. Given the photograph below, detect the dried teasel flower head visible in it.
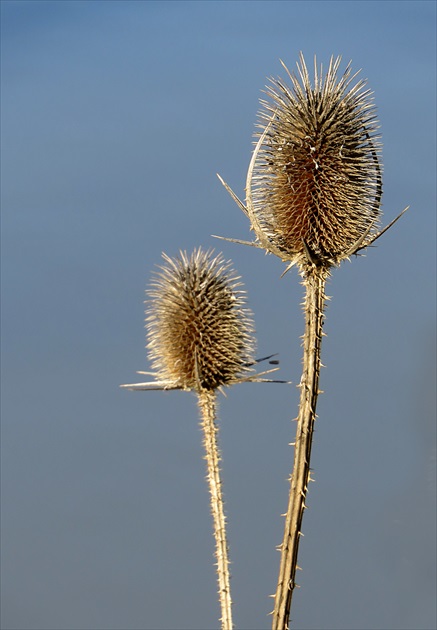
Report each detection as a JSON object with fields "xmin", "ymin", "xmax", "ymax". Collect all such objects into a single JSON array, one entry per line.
[
  {"xmin": 144, "ymin": 248, "xmax": 256, "ymax": 392},
  {"xmin": 245, "ymin": 53, "xmax": 382, "ymax": 272}
]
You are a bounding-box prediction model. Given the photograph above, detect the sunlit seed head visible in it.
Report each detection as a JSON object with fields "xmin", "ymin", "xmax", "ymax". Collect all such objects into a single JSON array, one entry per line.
[
  {"xmin": 248, "ymin": 53, "xmax": 382, "ymax": 271},
  {"xmin": 145, "ymin": 249, "xmax": 256, "ymax": 392}
]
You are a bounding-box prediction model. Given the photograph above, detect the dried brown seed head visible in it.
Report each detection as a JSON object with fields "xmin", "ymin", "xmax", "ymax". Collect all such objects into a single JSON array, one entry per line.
[
  {"xmin": 146, "ymin": 249, "xmax": 256, "ymax": 392},
  {"xmin": 248, "ymin": 53, "xmax": 382, "ymax": 271}
]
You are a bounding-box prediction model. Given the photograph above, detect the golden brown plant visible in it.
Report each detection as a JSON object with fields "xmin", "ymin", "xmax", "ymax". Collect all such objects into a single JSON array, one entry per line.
[
  {"xmin": 121, "ymin": 248, "xmax": 282, "ymax": 630},
  {"xmin": 218, "ymin": 53, "xmax": 407, "ymax": 629}
]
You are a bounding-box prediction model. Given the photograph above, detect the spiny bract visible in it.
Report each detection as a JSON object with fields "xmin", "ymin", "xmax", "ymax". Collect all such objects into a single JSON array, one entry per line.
[
  {"xmin": 249, "ymin": 53, "xmax": 382, "ymax": 270},
  {"xmin": 146, "ymin": 249, "xmax": 256, "ymax": 392}
]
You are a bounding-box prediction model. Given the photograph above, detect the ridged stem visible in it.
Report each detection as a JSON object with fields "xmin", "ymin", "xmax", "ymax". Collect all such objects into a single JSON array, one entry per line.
[
  {"xmin": 272, "ymin": 268, "xmax": 328, "ymax": 630},
  {"xmin": 197, "ymin": 389, "xmax": 233, "ymax": 630}
]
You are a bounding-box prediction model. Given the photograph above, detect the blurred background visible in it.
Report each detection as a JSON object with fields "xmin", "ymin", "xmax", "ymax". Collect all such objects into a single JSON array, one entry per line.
[{"xmin": 1, "ymin": 1, "xmax": 436, "ymax": 629}]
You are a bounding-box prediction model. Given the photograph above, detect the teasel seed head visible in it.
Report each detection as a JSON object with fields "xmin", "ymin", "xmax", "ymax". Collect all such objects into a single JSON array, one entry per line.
[
  {"xmin": 247, "ymin": 53, "xmax": 382, "ymax": 272},
  {"xmin": 145, "ymin": 248, "xmax": 256, "ymax": 392}
]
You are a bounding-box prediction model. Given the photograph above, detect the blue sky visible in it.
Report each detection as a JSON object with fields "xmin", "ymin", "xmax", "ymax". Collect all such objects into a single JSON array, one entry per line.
[{"xmin": 1, "ymin": 1, "xmax": 436, "ymax": 629}]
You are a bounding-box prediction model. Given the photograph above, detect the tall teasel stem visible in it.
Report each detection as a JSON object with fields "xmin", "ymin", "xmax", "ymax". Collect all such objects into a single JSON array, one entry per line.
[
  {"xmin": 272, "ymin": 268, "xmax": 327, "ymax": 629},
  {"xmin": 218, "ymin": 52, "xmax": 406, "ymax": 629},
  {"xmin": 197, "ymin": 389, "xmax": 233, "ymax": 629}
]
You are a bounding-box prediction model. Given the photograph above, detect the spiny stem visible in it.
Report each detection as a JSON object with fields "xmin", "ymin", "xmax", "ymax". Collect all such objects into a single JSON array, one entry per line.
[
  {"xmin": 272, "ymin": 268, "xmax": 327, "ymax": 630},
  {"xmin": 197, "ymin": 389, "xmax": 233, "ymax": 630}
]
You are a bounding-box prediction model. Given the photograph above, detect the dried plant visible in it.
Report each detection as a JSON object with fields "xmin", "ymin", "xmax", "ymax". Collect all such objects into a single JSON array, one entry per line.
[
  {"xmin": 218, "ymin": 53, "xmax": 407, "ymax": 629},
  {"xmin": 121, "ymin": 248, "xmax": 283, "ymax": 630}
]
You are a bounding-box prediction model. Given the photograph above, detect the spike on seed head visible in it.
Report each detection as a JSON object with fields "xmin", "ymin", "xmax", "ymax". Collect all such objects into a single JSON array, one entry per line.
[
  {"xmin": 248, "ymin": 53, "xmax": 382, "ymax": 271},
  {"xmin": 146, "ymin": 248, "xmax": 256, "ymax": 392}
]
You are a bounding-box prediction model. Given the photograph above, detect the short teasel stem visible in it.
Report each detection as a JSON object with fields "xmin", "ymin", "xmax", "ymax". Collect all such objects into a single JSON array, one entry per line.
[
  {"xmin": 121, "ymin": 249, "xmax": 283, "ymax": 630},
  {"xmin": 197, "ymin": 389, "xmax": 233, "ymax": 630},
  {"xmin": 272, "ymin": 267, "xmax": 328, "ymax": 630}
]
